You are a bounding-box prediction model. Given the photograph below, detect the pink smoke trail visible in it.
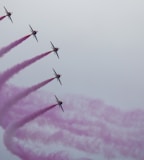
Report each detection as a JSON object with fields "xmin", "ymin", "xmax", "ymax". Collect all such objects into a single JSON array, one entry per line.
[
  {"xmin": 0, "ymin": 15, "xmax": 6, "ymax": 21},
  {"xmin": 4, "ymin": 104, "xmax": 57, "ymax": 158},
  {"xmin": 4, "ymin": 104, "xmax": 57, "ymax": 160},
  {"xmin": 0, "ymin": 50, "xmax": 53, "ymax": 88},
  {"xmin": 0, "ymin": 34, "xmax": 31, "ymax": 57},
  {"xmin": 1, "ymin": 84, "xmax": 144, "ymax": 160},
  {"xmin": 0, "ymin": 77, "xmax": 55, "ymax": 124},
  {"xmin": 7, "ymin": 104, "xmax": 57, "ymax": 129}
]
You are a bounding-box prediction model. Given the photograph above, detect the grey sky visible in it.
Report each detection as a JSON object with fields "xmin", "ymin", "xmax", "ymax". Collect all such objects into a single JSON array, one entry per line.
[{"xmin": 0, "ymin": 0, "xmax": 144, "ymax": 159}]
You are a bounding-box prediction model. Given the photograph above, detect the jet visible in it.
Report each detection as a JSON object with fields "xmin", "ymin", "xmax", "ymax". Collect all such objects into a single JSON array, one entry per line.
[
  {"xmin": 50, "ymin": 41, "xmax": 59, "ymax": 59},
  {"xmin": 53, "ymin": 68, "xmax": 62, "ymax": 85},
  {"xmin": 4, "ymin": 6, "xmax": 13, "ymax": 23},
  {"xmin": 29, "ymin": 25, "xmax": 38, "ymax": 42},
  {"xmin": 55, "ymin": 95, "xmax": 64, "ymax": 112}
]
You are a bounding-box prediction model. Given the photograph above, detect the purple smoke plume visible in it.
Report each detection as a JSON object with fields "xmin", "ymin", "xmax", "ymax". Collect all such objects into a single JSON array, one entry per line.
[
  {"xmin": 0, "ymin": 34, "xmax": 31, "ymax": 57},
  {"xmin": 0, "ymin": 49, "xmax": 143, "ymax": 160},
  {"xmin": 1, "ymin": 12, "xmax": 144, "ymax": 160},
  {"xmin": 1, "ymin": 84, "xmax": 144, "ymax": 160},
  {"xmin": 0, "ymin": 50, "xmax": 53, "ymax": 88},
  {"xmin": 4, "ymin": 104, "xmax": 57, "ymax": 160},
  {"xmin": 0, "ymin": 77, "xmax": 55, "ymax": 124},
  {"xmin": 0, "ymin": 15, "xmax": 6, "ymax": 21}
]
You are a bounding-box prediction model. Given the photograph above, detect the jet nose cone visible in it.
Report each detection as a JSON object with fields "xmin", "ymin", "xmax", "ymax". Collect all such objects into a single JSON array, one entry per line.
[
  {"xmin": 54, "ymin": 48, "xmax": 59, "ymax": 52},
  {"xmin": 34, "ymin": 31, "xmax": 38, "ymax": 34}
]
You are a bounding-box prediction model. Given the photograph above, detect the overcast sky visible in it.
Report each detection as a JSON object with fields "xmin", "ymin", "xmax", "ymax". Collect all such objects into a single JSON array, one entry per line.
[{"xmin": 0, "ymin": 0, "xmax": 144, "ymax": 159}]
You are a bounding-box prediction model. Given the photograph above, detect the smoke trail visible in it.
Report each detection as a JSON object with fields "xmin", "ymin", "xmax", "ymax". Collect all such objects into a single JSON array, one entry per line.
[
  {"xmin": 0, "ymin": 77, "xmax": 55, "ymax": 123},
  {"xmin": 0, "ymin": 50, "xmax": 53, "ymax": 88},
  {"xmin": 0, "ymin": 77, "xmax": 144, "ymax": 160},
  {"xmin": 0, "ymin": 15, "xmax": 6, "ymax": 21},
  {"xmin": 7, "ymin": 104, "xmax": 57, "ymax": 129},
  {"xmin": 1, "ymin": 87, "xmax": 144, "ymax": 160},
  {"xmin": 4, "ymin": 104, "xmax": 57, "ymax": 160},
  {"xmin": 0, "ymin": 34, "xmax": 31, "ymax": 57}
]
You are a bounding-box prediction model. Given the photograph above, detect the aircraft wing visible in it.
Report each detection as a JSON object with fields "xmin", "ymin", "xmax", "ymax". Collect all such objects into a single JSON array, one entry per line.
[
  {"xmin": 8, "ymin": 16, "xmax": 13, "ymax": 23},
  {"xmin": 55, "ymin": 95, "xmax": 59, "ymax": 102},
  {"xmin": 4, "ymin": 6, "xmax": 8, "ymax": 14},
  {"xmin": 50, "ymin": 41, "xmax": 55, "ymax": 49},
  {"xmin": 29, "ymin": 25, "xmax": 33, "ymax": 32},
  {"xmin": 53, "ymin": 68, "xmax": 57, "ymax": 76},
  {"xmin": 55, "ymin": 51, "xmax": 59, "ymax": 59},
  {"xmin": 58, "ymin": 78, "xmax": 62, "ymax": 85},
  {"xmin": 34, "ymin": 34, "xmax": 38, "ymax": 42},
  {"xmin": 60, "ymin": 104, "xmax": 64, "ymax": 112}
]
